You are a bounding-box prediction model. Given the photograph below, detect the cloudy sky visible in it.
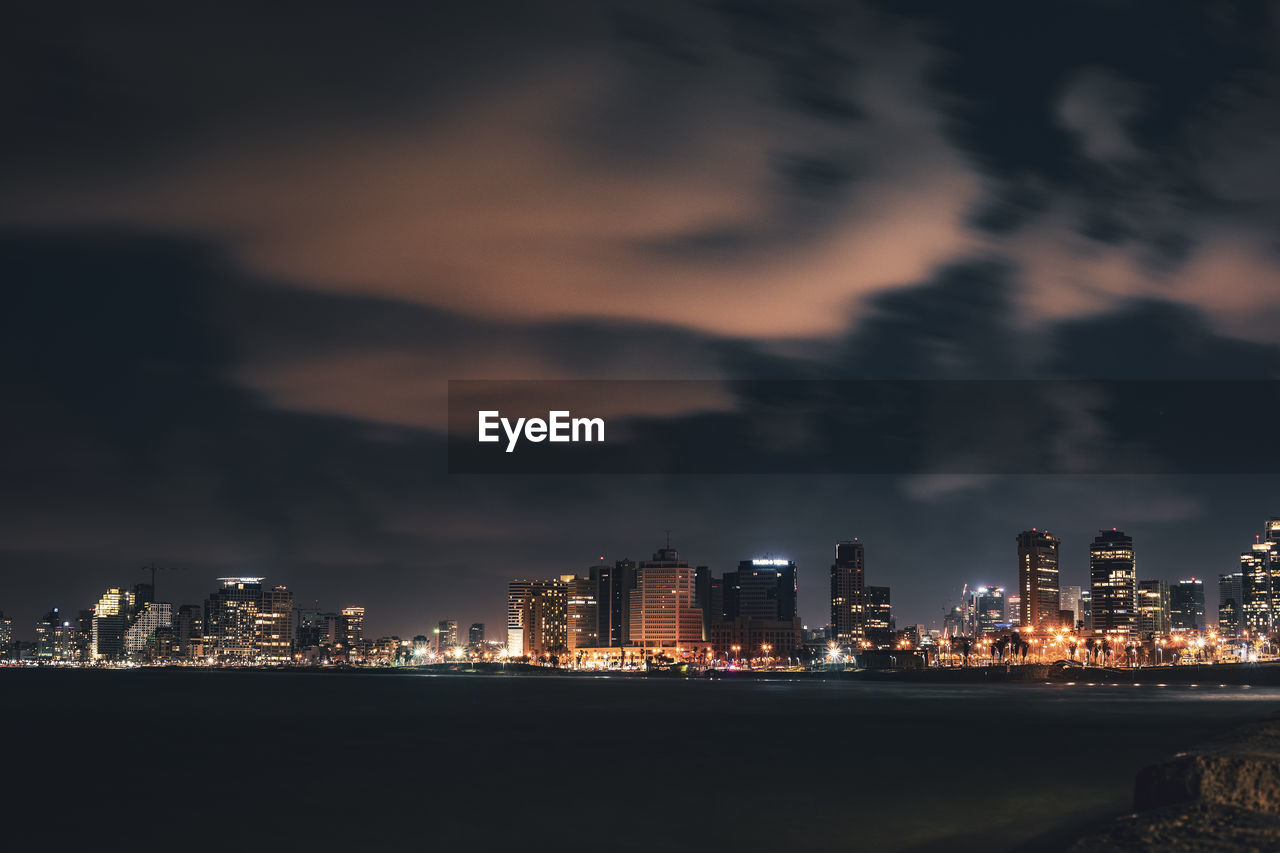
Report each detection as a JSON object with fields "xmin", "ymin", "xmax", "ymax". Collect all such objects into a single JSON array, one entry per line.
[{"xmin": 5, "ymin": 1, "xmax": 1280, "ymax": 637}]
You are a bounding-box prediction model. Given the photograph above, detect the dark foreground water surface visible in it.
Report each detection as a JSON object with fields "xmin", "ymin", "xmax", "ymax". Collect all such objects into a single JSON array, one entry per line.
[{"xmin": 5, "ymin": 670, "xmax": 1278, "ymax": 851}]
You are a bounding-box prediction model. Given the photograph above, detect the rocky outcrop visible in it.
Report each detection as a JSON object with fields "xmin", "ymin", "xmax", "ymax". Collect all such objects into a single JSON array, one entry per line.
[{"xmin": 1072, "ymin": 716, "xmax": 1280, "ymax": 851}]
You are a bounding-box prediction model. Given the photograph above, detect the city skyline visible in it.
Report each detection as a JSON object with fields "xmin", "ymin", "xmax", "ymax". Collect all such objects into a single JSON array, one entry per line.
[{"xmin": 5, "ymin": 515, "xmax": 1276, "ymax": 646}]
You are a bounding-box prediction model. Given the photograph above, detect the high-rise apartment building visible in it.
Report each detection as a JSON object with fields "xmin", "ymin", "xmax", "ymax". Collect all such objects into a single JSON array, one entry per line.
[
  {"xmin": 522, "ymin": 580, "xmax": 568, "ymax": 657},
  {"xmin": 124, "ymin": 602, "xmax": 173, "ymax": 656},
  {"xmin": 1090, "ymin": 529, "xmax": 1137, "ymax": 638},
  {"xmin": 1136, "ymin": 579, "xmax": 1169, "ymax": 638},
  {"xmin": 830, "ymin": 540, "xmax": 865, "ymax": 647},
  {"xmin": 1169, "ymin": 579, "xmax": 1205, "ymax": 631},
  {"xmin": 204, "ymin": 578, "xmax": 263, "ymax": 662},
  {"xmin": 257, "ymin": 586, "xmax": 294, "ymax": 662},
  {"xmin": 91, "ymin": 588, "xmax": 129, "ymax": 661},
  {"xmin": 1017, "ymin": 530, "xmax": 1061, "ymax": 629},
  {"xmin": 468, "ymin": 623, "xmax": 485, "ymax": 645},
  {"xmin": 563, "ymin": 575, "xmax": 598, "ymax": 651},
  {"xmin": 341, "ymin": 606, "xmax": 366, "ymax": 648},
  {"xmin": 629, "ymin": 547, "xmax": 703, "ymax": 652},
  {"xmin": 865, "ymin": 586, "xmax": 892, "ymax": 633},
  {"xmin": 587, "ymin": 559, "xmax": 636, "ymax": 648},
  {"xmin": 174, "ymin": 604, "xmax": 204, "ymax": 659},
  {"xmin": 1219, "ymin": 571, "xmax": 1243, "ymax": 636},
  {"xmin": 437, "ymin": 619, "xmax": 459, "ymax": 650}
]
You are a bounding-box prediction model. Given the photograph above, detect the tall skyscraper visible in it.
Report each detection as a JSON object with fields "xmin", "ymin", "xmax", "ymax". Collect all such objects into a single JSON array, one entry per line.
[
  {"xmin": 830, "ymin": 540, "xmax": 865, "ymax": 648},
  {"xmin": 257, "ymin": 586, "xmax": 294, "ymax": 662},
  {"xmin": 865, "ymin": 586, "xmax": 892, "ymax": 634},
  {"xmin": 1017, "ymin": 529, "xmax": 1061, "ymax": 629},
  {"xmin": 437, "ymin": 619, "xmax": 459, "ymax": 650},
  {"xmin": 1219, "ymin": 571, "xmax": 1243, "ymax": 637},
  {"xmin": 91, "ymin": 588, "xmax": 129, "ymax": 661},
  {"xmin": 563, "ymin": 575, "xmax": 598, "ymax": 651},
  {"xmin": 468, "ymin": 623, "xmax": 485, "ymax": 645},
  {"xmin": 594, "ymin": 559, "xmax": 636, "ymax": 648},
  {"xmin": 1136, "ymin": 579, "xmax": 1170, "ymax": 638},
  {"xmin": 629, "ymin": 546, "xmax": 703, "ymax": 652},
  {"xmin": 174, "ymin": 604, "xmax": 204, "ymax": 659},
  {"xmin": 0, "ymin": 612, "xmax": 12, "ymax": 659},
  {"xmin": 204, "ymin": 578, "xmax": 263, "ymax": 662},
  {"xmin": 36, "ymin": 608, "xmax": 79, "ymax": 661},
  {"xmin": 974, "ymin": 586, "xmax": 1005, "ymax": 635},
  {"xmin": 508, "ymin": 580, "xmax": 535, "ymax": 655},
  {"xmin": 1090, "ymin": 529, "xmax": 1137, "ymax": 638},
  {"xmin": 1169, "ymin": 579, "xmax": 1205, "ymax": 631},
  {"xmin": 341, "ymin": 606, "xmax": 366, "ymax": 648},
  {"xmin": 521, "ymin": 580, "xmax": 568, "ymax": 657},
  {"xmin": 1059, "ymin": 586, "xmax": 1082, "ymax": 629},
  {"xmin": 695, "ymin": 564, "xmax": 723, "ymax": 641},
  {"xmin": 1240, "ymin": 543, "xmax": 1272, "ymax": 633}
]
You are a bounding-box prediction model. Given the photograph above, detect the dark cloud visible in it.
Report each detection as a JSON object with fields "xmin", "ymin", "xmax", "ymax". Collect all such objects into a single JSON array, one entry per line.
[{"xmin": 5, "ymin": 3, "xmax": 1280, "ymax": 643}]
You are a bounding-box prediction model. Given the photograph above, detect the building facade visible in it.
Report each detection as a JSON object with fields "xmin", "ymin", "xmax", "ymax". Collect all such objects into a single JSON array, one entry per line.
[
  {"xmin": 1136, "ymin": 579, "xmax": 1170, "ymax": 638},
  {"xmin": 1089, "ymin": 529, "xmax": 1137, "ymax": 638},
  {"xmin": 1169, "ymin": 579, "xmax": 1205, "ymax": 631},
  {"xmin": 628, "ymin": 547, "xmax": 703, "ymax": 653},
  {"xmin": 830, "ymin": 540, "xmax": 866, "ymax": 648},
  {"xmin": 1017, "ymin": 529, "xmax": 1061, "ymax": 630}
]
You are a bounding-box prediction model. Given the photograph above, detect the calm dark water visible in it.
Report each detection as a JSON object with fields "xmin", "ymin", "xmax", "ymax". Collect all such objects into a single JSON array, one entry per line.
[{"xmin": 5, "ymin": 670, "xmax": 1277, "ymax": 851}]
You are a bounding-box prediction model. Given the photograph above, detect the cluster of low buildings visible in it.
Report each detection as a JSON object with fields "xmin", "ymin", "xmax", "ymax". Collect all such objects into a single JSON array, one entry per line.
[{"xmin": 0, "ymin": 576, "xmax": 495, "ymax": 666}]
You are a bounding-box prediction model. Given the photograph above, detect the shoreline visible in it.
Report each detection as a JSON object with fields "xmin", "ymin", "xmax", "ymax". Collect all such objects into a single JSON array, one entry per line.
[{"xmin": 8, "ymin": 659, "xmax": 1280, "ymax": 686}]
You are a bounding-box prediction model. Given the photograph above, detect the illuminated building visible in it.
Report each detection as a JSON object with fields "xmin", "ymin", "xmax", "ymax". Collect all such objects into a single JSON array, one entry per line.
[
  {"xmin": 1060, "ymin": 586, "xmax": 1082, "ymax": 629},
  {"xmin": 1005, "ymin": 594, "xmax": 1021, "ymax": 627},
  {"xmin": 974, "ymin": 586, "xmax": 1004, "ymax": 635},
  {"xmin": 1136, "ymin": 580, "xmax": 1169, "ymax": 638},
  {"xmin": 1241, "ymin": 544, "xmax": 1272, "ymax": 633},
  {"xmin": 437, "ymin": 619, "xmax": 459, "ymax": 650},
  {"xmin": 204, "ymin": 578, "xmax": 263, "ymax": 661},
  {"xmin": 174, "ymin": 604, "xmax": 204, "ymax": 659},
  {"xmin": 830, "ymin": 540, "xmax": 866, "ymax": 648},
  {"xmin": 508, "ymin": 580, "xmax": 535, "ymax": 655},
  {"xmin": 629, "ymin": 547, "xmax": 703, "ymax": 652},
  {"xmin": 518, "ymin": 579, "xmax": 568, "ymax": 657},
  {"xmin": 257, "ymin": 586, "xmax": 293, "ymax": 662},
  {"xmin": 710, "ymin": 616, "xmax": 803, "ymax": 660},
  {"xmin": 468, "ymin": 623, "xmax": 485, "ymax": 645},
  {"xmin": 1219, "ymin": 571, "xmax": 1244, "ymax": 637},
  {"xmin": 341, "ymin": 606, "xmax": 366, "ymax": 647},
  {"xmin": 1090, "ymin": 529, "xmax": 1137, "ymax": 638},
  {"xmin": 36, "ymin": 608, "xmax": 79, "ymax": 661},
  {"xmin": 91, "ymin": 588, "xmax": 129, "ymax": 661},
  {"xmin": 0, "ymin": 613, "xmax": 12, "ymax": 658},
  {"xmin": 124, "ymin": 602, "xmax": 173, "ymax": 657},
  {"xmin": 866, "ymin": 586, "xmax": 892, "ymax": 633},
  {"xmin": 1017, "ymin": 529, "xmax": 1060, "ymax": 629},
  {"xmin": 1169, "ymin": 579, "xmax": 1205, "ymax": 631},
  {"xmin": 1080, "ymin": 590, "xmax": 1092, "ymax": 630},
  {"xmin": 563, "ymin": 575, "xmax": 598, "ymax": 651},
  {"xmin": 724, "ymin": 560, "xmax": 798, "ymax": 622}
]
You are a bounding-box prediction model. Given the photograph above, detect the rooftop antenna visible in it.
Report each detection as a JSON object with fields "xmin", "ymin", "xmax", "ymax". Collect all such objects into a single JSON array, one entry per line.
[{"xmin": 665, "ymin": 528, "xmax": 672, "ymax": 549}]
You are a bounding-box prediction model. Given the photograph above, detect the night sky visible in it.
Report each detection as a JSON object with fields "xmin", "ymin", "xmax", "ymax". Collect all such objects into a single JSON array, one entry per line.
[{"xmin": 5, "ymin": 1, "xmax": 1280, "ymax": 640}]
